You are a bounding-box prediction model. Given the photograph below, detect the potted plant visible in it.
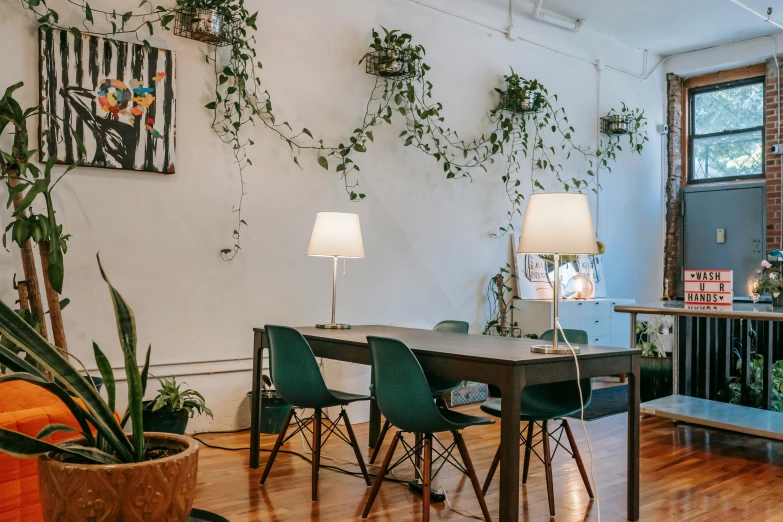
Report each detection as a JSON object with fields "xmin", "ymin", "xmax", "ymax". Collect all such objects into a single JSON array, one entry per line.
[
  {"xmin": 143, "ymin": 377, "xmax": 213, "ymax": 435},
  {"xmin": 637, "ymin": 317, "xmax": 673, "ymax": 402},
  {"xmin": 0, "ymin": 255, "xmax": 199, "ymax": 522},
  {"xmin": 757, "ymin": 254, "xmax": 783, "ymax": 306}
]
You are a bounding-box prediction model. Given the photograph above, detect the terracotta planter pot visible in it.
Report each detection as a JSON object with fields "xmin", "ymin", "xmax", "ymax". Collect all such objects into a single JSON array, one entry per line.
[{"xmin": 38, "ymin": 432, "xmax": 199, "ymax": 522}]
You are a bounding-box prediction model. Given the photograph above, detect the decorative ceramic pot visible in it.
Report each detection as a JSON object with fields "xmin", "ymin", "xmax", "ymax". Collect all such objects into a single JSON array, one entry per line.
[
  {"xmin": 38, "ymin": 433, "xmax": 199, "ymax": 522},
  {"xmin": 190, "ymin": 10, "xmax": 224, "ymax": 43}
]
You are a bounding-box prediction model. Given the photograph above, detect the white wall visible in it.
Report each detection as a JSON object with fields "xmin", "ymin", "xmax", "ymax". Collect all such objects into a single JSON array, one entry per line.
[{"xmin": 0, "ymin": 0, "xmax": 665, "ymax": 431}]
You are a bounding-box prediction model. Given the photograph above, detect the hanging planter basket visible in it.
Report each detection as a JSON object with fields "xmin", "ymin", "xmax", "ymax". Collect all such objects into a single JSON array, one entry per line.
[
  {"xmin": 364, "ymin": 48, "xmax": 418, "ymax": 80},
  {"xmin": 499, "ymin": 88, "xmax": 542, "ymax": 114},
  {"xmin": 174, "ymin": 8, "xmax": 236, "ymax": 46},
  {"xmin": 600, "ymin": 114, "xmax": 637, "ymax": 135}
]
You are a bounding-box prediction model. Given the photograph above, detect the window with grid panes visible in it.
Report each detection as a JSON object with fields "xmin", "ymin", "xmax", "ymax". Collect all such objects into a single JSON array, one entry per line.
[{"xmin": 688, "ymin": 77, "xmax": 765, "ymax": 183}]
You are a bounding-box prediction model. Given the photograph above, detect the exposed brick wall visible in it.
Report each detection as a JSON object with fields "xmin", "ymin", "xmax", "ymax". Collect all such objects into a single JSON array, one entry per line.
[
  {"xmin": 767, "ymin": 58, "xmax": 781, "ymax": 250},
  {"xmin": 664, "ymin": 73, "xmax": 684, "ymax": 298}
]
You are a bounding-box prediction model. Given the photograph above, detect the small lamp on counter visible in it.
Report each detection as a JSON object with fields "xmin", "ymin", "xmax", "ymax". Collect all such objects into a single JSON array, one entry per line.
[{"xmin": 307, "ymin": 212, "xmax": 365, "ymax": 329}]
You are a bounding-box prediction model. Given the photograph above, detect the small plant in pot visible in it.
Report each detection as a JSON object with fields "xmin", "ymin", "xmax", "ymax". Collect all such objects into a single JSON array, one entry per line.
[
  {"xmin": 637, "ymin": 317, "xmax": 673, "ymax": 402},
  {"xmin": 0, "ymin": 255, "xmax": 199, "ymax": 522},
  {"xmin": 174, "ymin": 0, "xmax": 241, "ymax": 44},
  {"xmin": 144, "ymin": 377, "xmax": 213, "ymax": 435}
]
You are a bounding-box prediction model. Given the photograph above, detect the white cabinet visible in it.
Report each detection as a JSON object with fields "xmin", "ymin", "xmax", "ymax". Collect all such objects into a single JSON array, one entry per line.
[{"xmin": 516, "ymin": 298, "xmax": 635, "ymax": 347}]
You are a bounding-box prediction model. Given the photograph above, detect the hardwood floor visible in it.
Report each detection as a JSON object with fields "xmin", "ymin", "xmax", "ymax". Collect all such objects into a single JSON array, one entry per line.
[{"xmin": 193, "ymin": 406, "xmax": 783, "ymax": 521}]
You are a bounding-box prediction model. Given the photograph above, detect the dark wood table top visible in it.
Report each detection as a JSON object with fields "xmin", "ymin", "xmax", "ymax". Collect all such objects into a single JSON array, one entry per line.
[
  {"xmin": 614, "ymin": 301, "xmax": 783, "ymax": 320},
  {"xmin": 254, "ymin": 325, "xmax": 640, "ymax": 365}
]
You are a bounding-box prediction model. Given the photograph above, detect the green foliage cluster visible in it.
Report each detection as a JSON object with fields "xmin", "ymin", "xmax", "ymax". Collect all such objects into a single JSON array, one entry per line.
[
  {"xmin": 0, "ymin": 255, "xmax": 154, "ymax": 464},
  {"xmin": 17, "ymin": 0, "xmax": 649, "ymax": 257},
  {"xmin": 729, "ymin": 354, "xmax": 783, "ymax": 412},
  {"xmin": 636, "ymin": 319, "xmax": 667, "ymax": 358},
  {"xmin": 482, "ymin": 264, "xmax": 524, "ymax": 337},
  {"xmin": 0, "ymin": 82, "xmax": 82, "ymax": 294},
  {"xmin": 149, "ymin": 376, "xmax": 213, "ymax": 419}
]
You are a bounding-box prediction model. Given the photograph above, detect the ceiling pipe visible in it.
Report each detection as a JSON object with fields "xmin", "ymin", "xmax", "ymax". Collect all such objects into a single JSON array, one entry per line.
[
  {"xmin": 523, "ymin": 0, "xmax": 582, "ymax": 32},
  {"xmin": 729, "ymin": 0, "xmax": 783, "ymax": 30}
]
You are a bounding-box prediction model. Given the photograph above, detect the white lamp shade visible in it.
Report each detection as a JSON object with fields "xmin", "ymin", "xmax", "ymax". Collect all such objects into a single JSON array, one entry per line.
[
  {"xmin": 517, "ymin": 193, "xmax": 598, "ymax": 255},
  {"xmin": 307, "ymin": 212, "xmax": 365, "ymax": 258}
]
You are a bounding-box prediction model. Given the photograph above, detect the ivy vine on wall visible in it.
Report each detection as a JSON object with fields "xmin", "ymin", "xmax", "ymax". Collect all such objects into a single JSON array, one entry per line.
[{"xmin": 17, "ymin": 1, "xmax": 648, "ymax": 259}]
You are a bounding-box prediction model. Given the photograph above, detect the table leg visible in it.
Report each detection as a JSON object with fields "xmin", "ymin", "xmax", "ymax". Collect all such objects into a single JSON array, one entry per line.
[
  {"xmin": 627, "ymin": 355, "xmax": 640, "ymax": 521},
  {"xmin": 250, "ymin": 331, "xmax": 263, "ymax": 469},
  {"xmin": 498, "ymin": 368, "xmax": 523, "ymax": 522}
]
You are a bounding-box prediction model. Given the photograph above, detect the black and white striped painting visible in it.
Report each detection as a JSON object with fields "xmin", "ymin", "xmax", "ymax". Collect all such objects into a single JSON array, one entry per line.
[{"xmin": 39, "ymin": 28, "xmax": 176, "ymax": 174}]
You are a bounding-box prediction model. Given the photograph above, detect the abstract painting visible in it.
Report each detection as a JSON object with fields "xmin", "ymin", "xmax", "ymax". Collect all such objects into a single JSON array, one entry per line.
[{"xmin": 39, "ymin": 28, "xmax": 176, "ymax": 174}]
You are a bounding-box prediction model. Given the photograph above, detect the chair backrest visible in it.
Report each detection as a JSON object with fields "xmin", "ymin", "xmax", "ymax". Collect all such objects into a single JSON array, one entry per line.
[
  {"xmin": 433, "ymin": 320, "xmax": 469, "ymax": 334},
  {"xmin": 532, "ymin": 328, "xmax": 591, "ymax": 407},
  {"xmin": 264, "ymin": 325, "xmax": 333, "ymax": 409},
  {"xmin": 539, "ymin": 328, "xmax": 588, "ymax": 345},
  {"xmin": 367, "ymin": 336, "xmax": 450, "ymax": 434}
]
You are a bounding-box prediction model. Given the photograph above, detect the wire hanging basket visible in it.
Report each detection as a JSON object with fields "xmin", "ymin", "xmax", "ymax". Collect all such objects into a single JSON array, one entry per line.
[
  {"xmin": 600, "ymin": 114, "xmax": 637, "ymax": 135},
  {"xmin": 499, "ymin": 89, "xmax": 542, "ymax": 115},
  {"xmin": 364, "ymin": 48, "xmax": 419, "ymax": 80},
  {"xmin": 174, "ymin": 8, "xmax": 237, "ymax": 46}
]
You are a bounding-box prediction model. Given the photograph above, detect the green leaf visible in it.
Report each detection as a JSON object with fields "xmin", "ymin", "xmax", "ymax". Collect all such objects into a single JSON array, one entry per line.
[
  {"xmin": 93, "ymin": 342, "xmax": 116, "ymax": 413},
  {"xmin": 302, "ymin": 128, "xmax": 313, "ymax": 139},
  {"xmin": 69, "ymin": 27, "xmax": 82, "ymax": 39},
  {"xmin": 318, "ymin": 156, "xmax": 328, "ymax": 170},
  {"xmin": 36, "ymin": 423, "xmax": 78, "ymax": 440},
  {"xmin": 204, "ymin": 101, "xmax": 217, "ymax": 110},
  {"xmin": 96, "ymin": 254, "xmax": 145, "ymax": 462},
  {"xmin": 85, "ymin": 3, "xmax": 93, "ymax": 23},
  {"xmin": 0, "ymin": 427, "xmax": 121, "ymax": 463}
]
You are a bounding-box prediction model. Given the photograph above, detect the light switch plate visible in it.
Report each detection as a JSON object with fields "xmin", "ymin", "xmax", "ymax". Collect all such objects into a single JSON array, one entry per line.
[{"xmin": 717, "ymin": 228, "xmax": 726, "ymax": 243}]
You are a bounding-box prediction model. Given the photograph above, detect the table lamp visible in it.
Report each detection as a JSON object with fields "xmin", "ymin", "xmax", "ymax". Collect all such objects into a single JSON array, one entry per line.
[
  {"xmin": 307, "ymin": 212, "xmax": 365, "ymax": 329},
  {"xmin": 518, "ymin": 193, "xmax": 598, "ymax": 354}
]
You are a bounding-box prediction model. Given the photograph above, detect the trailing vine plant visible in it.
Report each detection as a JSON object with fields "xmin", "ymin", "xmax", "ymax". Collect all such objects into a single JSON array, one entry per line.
[
  {"xmin": 15, "ymin": 0, "xmax": 649, "ymax": 256},
  {"xmin": 593, "ymin": 103, "xmax": 649, "ymax": 184}
]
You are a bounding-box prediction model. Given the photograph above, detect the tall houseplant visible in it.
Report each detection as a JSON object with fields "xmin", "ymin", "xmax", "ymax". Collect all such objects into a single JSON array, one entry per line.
[
  {"xmin": 636, "ymin": 317, "xmax": 673, "ymax": 402},
  {"xmin": 0, "ymin": 255, "xmax": 199, "ymax": 521}
]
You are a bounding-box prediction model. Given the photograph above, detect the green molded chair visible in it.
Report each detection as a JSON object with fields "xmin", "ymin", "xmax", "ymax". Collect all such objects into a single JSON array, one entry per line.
[
  {"xmin": 362, "ymin": 336, "xmax": 493, "ymax": 522},
  {"xmin": 369, "ymin": 320, "xmax": 469, "ymax": 464},
  {"xmin": 260, "ymin": 325, "xmax": 371, "ymax": 501},
  {"xmin": 480, "ymin": 328, "xmax": 594, "ymax": 518}
]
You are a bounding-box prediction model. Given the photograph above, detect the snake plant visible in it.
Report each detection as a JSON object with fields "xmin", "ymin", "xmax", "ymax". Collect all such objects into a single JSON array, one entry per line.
[{"xmin": 0, "ymin": 254, "xmax": 152, "ymax": 464}]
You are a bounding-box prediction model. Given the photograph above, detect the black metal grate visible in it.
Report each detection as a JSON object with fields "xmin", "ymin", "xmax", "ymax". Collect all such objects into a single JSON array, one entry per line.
[
  {"xmin": 600, "ymin": 114, "xmax": 637, "ymax": 135},
  {"xmin": 174, "ymin": 9, "xmax": 237, "ymax": 47},
  {"xmin": 364, "ymin": 49, "xmax": 418, "ymax": 80},
  {"xmin": 499, "ymin": 89, "xmax": 541, "ymax": 115}
]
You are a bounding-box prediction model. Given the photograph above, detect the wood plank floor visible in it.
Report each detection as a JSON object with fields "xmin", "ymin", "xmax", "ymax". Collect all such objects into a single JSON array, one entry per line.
[{"xmin": 193, "ymin": 406, "xmax": 783, "ymax": 521}]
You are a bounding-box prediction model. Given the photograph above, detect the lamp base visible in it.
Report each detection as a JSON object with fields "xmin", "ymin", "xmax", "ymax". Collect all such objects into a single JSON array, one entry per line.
[
  {"xmin": 316, "ymin": 323, "xmax": 351, "ymax": 330},
  {"xmin": 530, "ymin": 344, "xmax": 580, "ymax": 355}
]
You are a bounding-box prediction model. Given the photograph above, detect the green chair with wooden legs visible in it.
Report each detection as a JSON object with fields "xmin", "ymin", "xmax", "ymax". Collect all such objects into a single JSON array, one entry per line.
[
  {"xmin": 480, "ymin": 328, "xmax": 594, "ymax": 518},
  {"xmin": 260, "ymin": 325, "xmax": 371, "ymax": 501},
  {"xmin": 369, "ymin": 320, "xmax": 468, "ymax": 465},
  {"xmin": 363, "ymin": 336, "xmax": 493, "ymax": 522}
]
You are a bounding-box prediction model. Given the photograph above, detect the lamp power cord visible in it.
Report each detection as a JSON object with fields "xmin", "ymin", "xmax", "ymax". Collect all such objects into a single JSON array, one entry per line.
[{"xmin": 556, "ymin": 318, "xmax": 602, "ymax": 522}]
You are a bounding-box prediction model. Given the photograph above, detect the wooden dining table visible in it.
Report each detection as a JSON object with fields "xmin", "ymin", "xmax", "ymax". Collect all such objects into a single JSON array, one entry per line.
[{"xmin": 250, "ymin": 325, "xmax": 641, "ymax": 521}]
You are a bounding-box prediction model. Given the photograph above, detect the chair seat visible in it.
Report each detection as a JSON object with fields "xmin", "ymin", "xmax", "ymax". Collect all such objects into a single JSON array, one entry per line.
[
  {"xmin": 480, "ymin": 380, "xmax": 590, "ymax": 421},
  {"xmin": 439, "ymin": 408, "xmax": 495, "ymax": 429},
  {"xmin": 327, "ymin": 389, "xmax": 371, "ymax": 407},
  {"xmin": 425, "ymin": 373, "xmax": 462, "ymax": 396}
]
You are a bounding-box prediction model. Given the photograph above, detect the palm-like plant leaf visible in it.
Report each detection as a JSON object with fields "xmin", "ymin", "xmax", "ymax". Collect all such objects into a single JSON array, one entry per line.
[
  {"xmin": 97, "ymin": 254, "xmax": 145, "ymax": 461},
  {"xmin": 0, "ymin": 344, "xmax": 46, "ymax": 380},
  {"xmin": 92, "ymin": 342, "xmax": 115, "ymax": 413},
  {"xmin": 0, "ymin": 428, "xmax": 120, "ymax": 464},
  {"xmin": 0, "ymin": 299, "xmax": 133, "ymax": 462}
]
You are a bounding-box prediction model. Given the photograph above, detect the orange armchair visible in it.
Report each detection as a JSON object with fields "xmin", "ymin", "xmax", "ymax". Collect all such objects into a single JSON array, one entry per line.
[{"xmin": 0, "ymin": 378, "xmax": 84, "ymax": 522}]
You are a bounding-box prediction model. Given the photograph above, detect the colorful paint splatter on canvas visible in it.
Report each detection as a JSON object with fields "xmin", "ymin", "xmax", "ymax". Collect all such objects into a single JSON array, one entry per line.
[{"xmin": 39, "ymin": 28, "xmax": 176, "ymax": 174}]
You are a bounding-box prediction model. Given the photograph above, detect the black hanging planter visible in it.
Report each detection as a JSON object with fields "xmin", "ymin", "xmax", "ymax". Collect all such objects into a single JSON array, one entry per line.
[
  {"xmin": 600, "ymin": 114, "xmax": 637, "ymax": 135},
  {"xmin": 174, "ymin": 8, "xmax": 237, "ymax": 46},
  {"xmin": 499, "ymin": 88, "xmax": 542, "ymax": 115},
  {"xmin": 364, "ymin": 48, "xmax": 418, "ymax": 80}
]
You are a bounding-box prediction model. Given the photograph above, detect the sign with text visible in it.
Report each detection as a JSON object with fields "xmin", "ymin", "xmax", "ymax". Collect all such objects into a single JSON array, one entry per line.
[{"xmin": 684, "ymin": 270, "xmax": 733, "ymax": 310}]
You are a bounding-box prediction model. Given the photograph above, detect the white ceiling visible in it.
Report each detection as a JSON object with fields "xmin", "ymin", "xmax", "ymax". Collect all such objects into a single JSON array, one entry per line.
[{"xmin": 538, "ymin": 0, "xmax": 783, "ymax": 56}]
